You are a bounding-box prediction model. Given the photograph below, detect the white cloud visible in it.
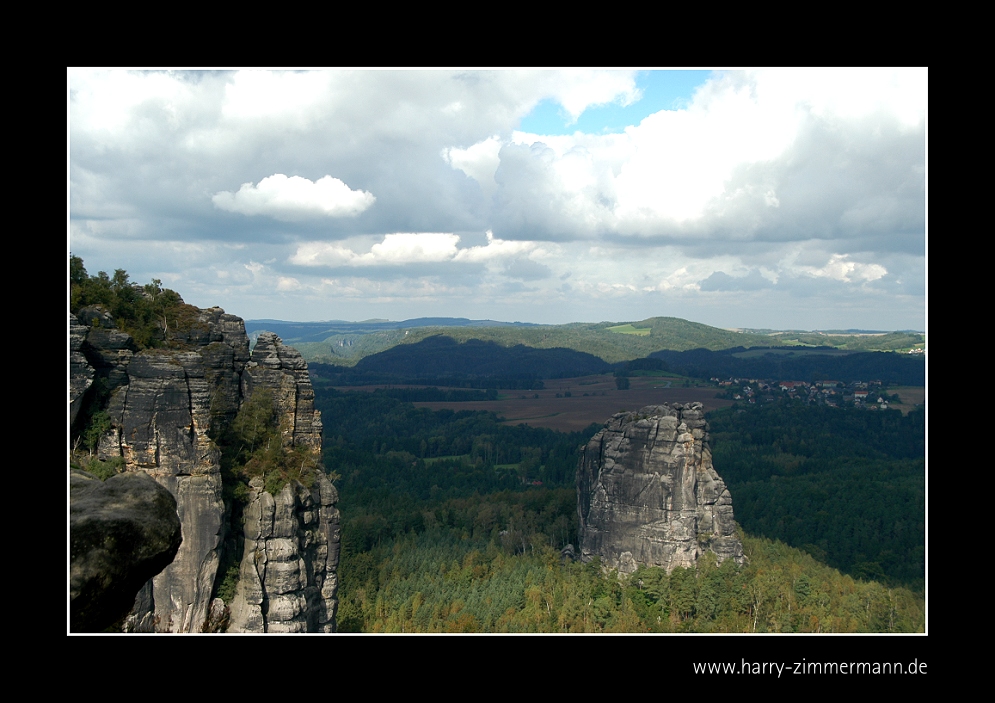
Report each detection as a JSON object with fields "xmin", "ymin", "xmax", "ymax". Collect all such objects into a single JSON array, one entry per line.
[
  {"xmin": 617, "ymin": 82, "xmax": 800, "ymax": 221},
  {"xmin": 443, "ymin": 136, "xmax": 503, "ymax": 197},
  {"xmin": 643, "ymin": 266, "xmax": 703, "ymax": 293},
  {"xmin": 754, "ymin": 67, "xmax": 927, "ymax": 129},
  {"xmin": 290, "ymin": 233, "xmax": 458, "ymax": 267},
  {"xmin": 69, "ymin": 69, "xmax": 925, "ymax": 329},
  {"xmin": 220, "ymin": 70, "xmax": 336, "ymax": 122},
  {"xmin": 546, "ymin": 70, "xmax": 642, "ymax": 123},
  {"xmin": 453, "ymin": 231, "xmax": 537, "ymax": 262},
  {"xmin": 212, "ymin": 174, "xmax": 375, "ymax": 221},
  {"xmin": 290, "ymin": 231, "xmax": 540, "ymax": 268},
  {"xmin": 793, "ymin": 254, "xmax": 888, "ymax": 283},
  {"xmin": 495, "ymin": 68, "xmax": 926, "ymax": 233},
  {"xmin": 289, "ymin": 242, "xmax": 357, "ymax": 267},
  {"xmin": 69, "ymin": 69, "xmax": 195, "ymax": 134},
  {"xmin": 369, "ymin": 233, "xmax": 459, "ymax": 264}
]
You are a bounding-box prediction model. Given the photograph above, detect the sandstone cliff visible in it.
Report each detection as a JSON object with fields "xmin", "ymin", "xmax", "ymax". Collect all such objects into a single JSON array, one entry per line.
[
  {"xmin": 70, "ymin": 309, "xmax": 339, "ymax": 633},
  {"xmin": 577, "ymin": 403, "xmax": 744, "ymax": 574}
]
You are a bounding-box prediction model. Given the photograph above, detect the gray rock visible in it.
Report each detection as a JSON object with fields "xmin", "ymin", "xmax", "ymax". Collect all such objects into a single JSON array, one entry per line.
[
  {"xmin": 560, "ymin": 544, "xmax": 577, "ymax": 562},
  {"xmin": 69, "ymin": 469, "xmax": 182, "ymax": 632},
  {"xmin": 70, "ymin": 303, "xmax": 337, "ymax": 632},
  {"xmin": 122, "ymin": 581, "xmax": 156, "ymax": 632},
  {"xmin": 70, "ymin": 314, "xmax": 94, "ymax": 426},
  {"xmin": 577, "ymin": 403, "xmax": 745, "ymax": 575},
  {"xmin": 228, "ymin": 473, "xmax": 340, "ymax": 632},
  {"xmin": 75, "ymin": 305, "xmax": 116, "ymax": 329},
  {"xmin": 244, "ymin": 332, "xmax": 323, "ymax": 453}
]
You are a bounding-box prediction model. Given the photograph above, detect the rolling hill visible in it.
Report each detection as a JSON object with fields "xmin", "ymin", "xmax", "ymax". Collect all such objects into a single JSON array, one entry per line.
[{"xmin": 267, "ymin": 317, "xmax": 763, "ymax": 364}]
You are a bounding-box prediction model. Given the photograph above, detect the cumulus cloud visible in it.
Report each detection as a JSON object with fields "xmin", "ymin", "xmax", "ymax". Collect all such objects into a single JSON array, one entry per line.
[
  {"xmin": 443, "ymin": 136, "xmax": 503, "ymax": 198},
  {"xmin": 453, "ymin": 231, "xmax": 537, "ymax": 262},
  {"xmin": 612, "ymin": 80, "xmax": 800, "ymax": 224},
  {"xmin": 69, "ymin": 69, "xmax": 925, "ymax": 330},
  {"xmin": 220, "ymin": 71, "xmax": 336, "ymax": 122},
  {"xmin": 212, "ymin": 174, "xmax": 375, "ymax": 221},
  {"xmin": 289, "ymin": 233, "xmax": 455, "ymax": 267},
  {"xmin": 289, "ymin": 230, "xmax": 542, "ymax": 270},
  {"xmin": 544, "ymin": 70, "xmax": 642, "ymax": 123},
  {"xmin": 489, "ymin": 68, "xmax": 926, "ymax": 245},
  {"xmin": 69, "ymin": 69, "xmax": 201, "ymax": 136},
  {"xmin": 491, "ymin": 141, "xmax": 620, "ymax": 241},
  {"xmin": 369, "ymin": 233, "xmax": 459, "ymax": 264},
  {"xmin": 697, "ymin": 254, "xmax": 886, "ymax": 294},
  {"xmin": 795, "ymin": 254, "xmax": 888, "ymax": 283}
]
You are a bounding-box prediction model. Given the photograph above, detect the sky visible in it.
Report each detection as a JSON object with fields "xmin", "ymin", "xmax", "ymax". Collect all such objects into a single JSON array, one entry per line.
[{"xmin": 68, "ymin": 68, "xmax": 926, "ymax": 331}]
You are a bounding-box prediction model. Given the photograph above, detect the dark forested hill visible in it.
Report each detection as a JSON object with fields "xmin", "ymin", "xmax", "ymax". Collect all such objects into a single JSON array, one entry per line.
[
  {"xmin": 310, "ymin": 335, "xmax": 611, "ymax": 387},
  {"xmin": 649, "ymin": 347, "xmax": 925, "ymax": 385},
  {"xmin": 356, "ymin": 336, "xmax": 610, "ymax": 377}
]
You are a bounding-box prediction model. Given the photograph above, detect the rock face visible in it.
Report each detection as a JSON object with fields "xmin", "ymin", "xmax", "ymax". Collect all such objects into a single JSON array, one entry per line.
[
  {"xmin": 577, "ymin": 403, "xmax": 744, "ymax": 574},
  {"xmin": 243, "ymin": 332, "xmax": 323, "ymax": 453},
  {"xmin": 69, "ymin": 315, "xmax": 94, "ymax": 426},
  {"xmin": 70, "ymin": 307, "xmax": 338, "ymax": 633},
  {"xmin": 228, "ymin": 473, "xmax": 340, "ymax": 632},
  {"xmin": 69, "ymin": 468, "xmax": 182, "ymax": 632}
]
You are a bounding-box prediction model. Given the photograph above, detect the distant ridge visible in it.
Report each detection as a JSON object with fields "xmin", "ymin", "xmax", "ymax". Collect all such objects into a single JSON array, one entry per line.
[
  {"xmin": 249, "ymin": 316, "xmax": 924, "ymax": 367},
  {"xmin": 245, "ymin": 317, "xmax": 538, "ymax": 344}
]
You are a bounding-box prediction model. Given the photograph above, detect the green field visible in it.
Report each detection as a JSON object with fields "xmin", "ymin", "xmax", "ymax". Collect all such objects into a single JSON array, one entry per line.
[{"xmin": 607, "ymin": 324, "xmax": 651, "ymax": 336}]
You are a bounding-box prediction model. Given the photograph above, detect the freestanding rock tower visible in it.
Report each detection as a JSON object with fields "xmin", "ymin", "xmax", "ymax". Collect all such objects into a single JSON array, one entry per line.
[{"xmin": 577, "ymin": 403, "xmax": 744, "ymax": 574}]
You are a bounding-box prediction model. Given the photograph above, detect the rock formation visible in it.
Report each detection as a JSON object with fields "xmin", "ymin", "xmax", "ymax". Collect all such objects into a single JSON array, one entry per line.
[
  {"xmin": 228, "ymin": 474, "xmax": 340, "ymax": 632},
  {"xmin": 70, "ymin": 306, "xmax": 339, "ymax": 633},
  {"xmin": 577, "ymin": 403, "xmax": 744, "ymax": 574},
  {"xmin": 69, "ymin": 315, "xmax": 94, "ymax": 426},
  {"xmin": 243, "ymin": 332, "xmax": 323, "ymax": 453},
  {"xmin": 69, "ymin": 468, "xmax": 182, "ymax": 632}
]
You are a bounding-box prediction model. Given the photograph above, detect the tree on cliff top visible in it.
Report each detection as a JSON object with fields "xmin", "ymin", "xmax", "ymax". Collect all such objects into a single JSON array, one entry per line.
[{"xmin": 70, "ymin": 255, "xmax": 198, "ymax": 349}]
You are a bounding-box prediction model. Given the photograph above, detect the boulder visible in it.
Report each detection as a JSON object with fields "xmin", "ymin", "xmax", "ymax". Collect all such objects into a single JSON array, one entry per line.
[{"xmin": 69, "ymin": 469, "xmax": 182, "ymax": 632}]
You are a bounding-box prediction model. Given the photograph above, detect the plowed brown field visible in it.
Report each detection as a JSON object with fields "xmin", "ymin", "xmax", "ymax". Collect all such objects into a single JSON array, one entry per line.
[{"xmin": 402, "ymin": 374, "xmax": 735, "ymax": 431}]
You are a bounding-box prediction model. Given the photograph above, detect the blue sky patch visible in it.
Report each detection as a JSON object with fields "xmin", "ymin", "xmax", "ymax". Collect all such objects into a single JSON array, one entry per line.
[{"xmin": 519, "ymin": 70, "xmax": 714, "ymax": 135}]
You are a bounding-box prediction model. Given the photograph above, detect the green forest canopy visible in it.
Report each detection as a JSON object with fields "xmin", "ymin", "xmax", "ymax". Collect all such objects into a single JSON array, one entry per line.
[{"xmin": 315, "ymin": 385, "xmax": 925, "ymax": 633}]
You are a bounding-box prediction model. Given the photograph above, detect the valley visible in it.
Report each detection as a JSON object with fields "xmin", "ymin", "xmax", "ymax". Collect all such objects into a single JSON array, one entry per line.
[
  {"xmin": 335, "ymin": 374, "xmax": 733, "ymax": 432},
  {"xmin": 70, "ymin": 259, "xmax": 925, "ymax": 634},
  {"xmin": 68, "ymin": 67, "xmax": 927, "ymax": 648}
]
